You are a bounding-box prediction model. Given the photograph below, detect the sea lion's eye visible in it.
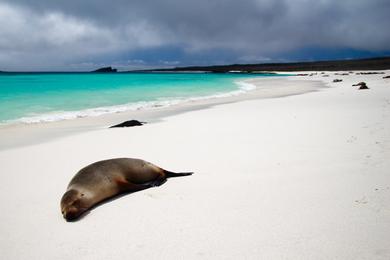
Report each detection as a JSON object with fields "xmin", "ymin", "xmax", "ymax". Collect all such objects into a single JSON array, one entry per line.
[{"xmin": 81, "ymin": 194, "xmax": 85, "ymax": 196}]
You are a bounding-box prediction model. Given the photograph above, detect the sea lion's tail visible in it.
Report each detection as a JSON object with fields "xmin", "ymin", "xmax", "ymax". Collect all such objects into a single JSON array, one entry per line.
[{"xmin": 164, "ymin": 170, "xmax": 194, "ymax": 178}]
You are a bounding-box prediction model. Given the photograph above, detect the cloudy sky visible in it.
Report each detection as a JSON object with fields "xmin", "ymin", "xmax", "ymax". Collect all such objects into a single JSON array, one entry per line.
[{"xmin": 0, "ymin": 0, "xmax": 390, "ymax": 71}]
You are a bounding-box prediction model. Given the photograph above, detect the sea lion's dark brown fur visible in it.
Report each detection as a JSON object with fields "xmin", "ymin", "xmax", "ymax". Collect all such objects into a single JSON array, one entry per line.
[{"xmin": 61, "ymin": 158, "xmax": 192, "ymax": 221}]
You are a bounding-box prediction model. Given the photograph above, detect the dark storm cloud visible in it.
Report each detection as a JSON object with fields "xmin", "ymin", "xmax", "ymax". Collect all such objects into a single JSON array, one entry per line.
[{"xmin": 1, "ymin": 0, "xmax": 390, "ymax": 70}]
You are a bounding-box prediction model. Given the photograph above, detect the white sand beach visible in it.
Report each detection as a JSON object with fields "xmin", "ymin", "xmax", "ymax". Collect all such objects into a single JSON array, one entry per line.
[{"xmin": 0, "ymin": 71, "xmax": 389, "ymax": 259}]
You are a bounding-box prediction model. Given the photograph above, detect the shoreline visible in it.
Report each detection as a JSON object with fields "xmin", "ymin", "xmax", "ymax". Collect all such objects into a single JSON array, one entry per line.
[
  {"xmin": 0, "ymin": 76, "xmax": 324, "ymax": 150},
  {"xmin": 0, "ymin": 74, "xmax": 280, "ymax": 126}
]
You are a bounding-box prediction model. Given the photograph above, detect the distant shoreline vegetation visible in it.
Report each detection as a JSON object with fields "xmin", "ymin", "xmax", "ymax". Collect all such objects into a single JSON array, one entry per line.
[
  {"xmin": 87, "ymin": 56, "xmax": 390, "ymax": 74},
  {"xmin": 0, "ymin": 56, "xmax": 389, "ymax": 73},
  {"xmin": 149, "ymin": 56, "xmax": 390, "ymax": 73}
]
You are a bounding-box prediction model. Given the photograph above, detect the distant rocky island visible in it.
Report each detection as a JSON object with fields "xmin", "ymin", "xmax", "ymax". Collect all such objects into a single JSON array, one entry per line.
[
  {"xmin": 146, "ymin": 56, "xmax": 390, "ymax": 73},
  {"xmin": 92, "ymin": 66, "xmax": 117, "ymax": 73}
]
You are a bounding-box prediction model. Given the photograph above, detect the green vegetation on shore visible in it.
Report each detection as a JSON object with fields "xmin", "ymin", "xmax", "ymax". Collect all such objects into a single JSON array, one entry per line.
[{"xmin": 147, "ymin": 56, "xmax": 390, "ymax": 73}]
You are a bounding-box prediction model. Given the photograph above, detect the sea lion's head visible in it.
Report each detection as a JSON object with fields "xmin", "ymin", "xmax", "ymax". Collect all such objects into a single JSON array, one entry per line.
[{"xmin": 60, "ymin": 189, "xmax": 88, "ymax": 221}]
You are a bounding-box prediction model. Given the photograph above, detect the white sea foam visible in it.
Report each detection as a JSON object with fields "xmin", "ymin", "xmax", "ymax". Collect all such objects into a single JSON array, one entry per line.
[
  {"xmin": 5, "ymin": 79, "xmax": 257, "ymax": 125},
  {"xmin": 234, "ymin": 80, "xmax": 257, "ymax": 91}
]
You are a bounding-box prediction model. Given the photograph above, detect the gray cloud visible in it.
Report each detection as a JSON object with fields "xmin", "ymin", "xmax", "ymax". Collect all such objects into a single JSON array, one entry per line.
[{"xmin": 1, "ymin": 0, "xmax": 390, "ymax": 70}]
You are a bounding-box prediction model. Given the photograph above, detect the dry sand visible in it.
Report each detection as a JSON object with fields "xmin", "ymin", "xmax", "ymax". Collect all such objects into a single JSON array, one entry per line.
[{"xmin": 0, "ymin": 71, "xmax": 389, "ymax": 259}]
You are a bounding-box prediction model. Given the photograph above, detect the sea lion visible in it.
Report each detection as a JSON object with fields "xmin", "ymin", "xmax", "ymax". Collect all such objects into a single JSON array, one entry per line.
[
  {"xmin": 352, "ymin": 82, "xmax": 369, "ymax": 90},
  {"xmin": 109, "ymin": 120, "xmax": 145, "ymax": 128},
  {"xmin": 60, "ymin": 158, "xmax": 193, "ymax": 221}
]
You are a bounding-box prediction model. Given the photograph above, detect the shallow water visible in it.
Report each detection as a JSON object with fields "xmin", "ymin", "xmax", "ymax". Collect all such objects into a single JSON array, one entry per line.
[{"xmin": 0, "ymin": 72, "xmax": 278, "ymax": 124}]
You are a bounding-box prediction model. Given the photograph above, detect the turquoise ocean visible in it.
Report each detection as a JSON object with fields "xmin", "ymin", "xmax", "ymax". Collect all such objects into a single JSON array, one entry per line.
[{"xmin": 0, "ymin": 72, "xmax": 277, "ymax": 125}]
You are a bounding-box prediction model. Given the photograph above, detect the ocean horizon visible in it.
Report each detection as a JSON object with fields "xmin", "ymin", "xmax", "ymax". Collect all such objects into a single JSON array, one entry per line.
[{"xmin": 0, "ymin": 72, "xmax": 279, "ymax": 125}]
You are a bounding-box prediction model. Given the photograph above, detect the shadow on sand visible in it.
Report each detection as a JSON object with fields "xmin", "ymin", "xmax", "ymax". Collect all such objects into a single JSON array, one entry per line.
[{"xmin": 65, "ymin": 185, "xmax": 154, "ymax": 222}]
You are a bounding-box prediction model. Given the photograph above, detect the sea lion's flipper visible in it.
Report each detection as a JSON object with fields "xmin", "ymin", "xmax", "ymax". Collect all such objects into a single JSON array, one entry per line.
[
  {"xmin": 144, "ymin": 178, "xmax": 167, "ymax": 187},
  {"xmin": 164, "ymin": 171, "xmax": 194, "ymax": 178},
  {"xmin": 116, "ymin": 178, "xmax": 151, "ymax": 192}
]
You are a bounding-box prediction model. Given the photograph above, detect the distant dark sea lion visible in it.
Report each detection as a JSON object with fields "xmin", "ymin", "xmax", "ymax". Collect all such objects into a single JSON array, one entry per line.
[
  {"xmin": 109, "ymin": 120, "xmax": 145, "ymax": 128},
  {"xmin": 61, "ymin": 158, "xmax": 193, "ymax": 221},
  {"xmin": 353, "ymin": 82, "xmax": 369, "ymax": 89}
]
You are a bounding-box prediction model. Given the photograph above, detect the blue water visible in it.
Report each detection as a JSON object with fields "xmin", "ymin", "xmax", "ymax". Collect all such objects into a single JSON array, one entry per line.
[{"xmin": 0, "ymin": 72, "xmax": 276, "ymax": 124}]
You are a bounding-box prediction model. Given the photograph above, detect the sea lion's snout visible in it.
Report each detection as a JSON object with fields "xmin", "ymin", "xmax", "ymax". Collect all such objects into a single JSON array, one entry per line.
[
  {"xmin": 62, "ymin": 207, "xmax": 79, "ymax": 221},
  {"xmin": 62, "ymin": 202, "xmax": 88, "ymax": 221}
]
